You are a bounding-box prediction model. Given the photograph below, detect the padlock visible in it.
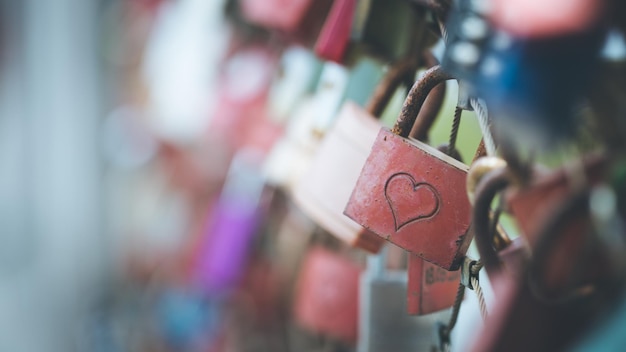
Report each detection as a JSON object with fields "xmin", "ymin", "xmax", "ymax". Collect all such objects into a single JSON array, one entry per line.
[
  {"xmin": 263, "ymin": 61, "xmax": 350, "ymax": 189},
  {"xmin": 267, "ymin": 46, "xmax": 322, "ymax": 124},
  {"xmin": 192, "ymin": 149, "xmax": 267, "ymax": 295},
  {"xmin": 407, "ymin": 254, "xmax": 461, "ymax": 315},
  {"xmin": 358, "ymin": 246, "xmax": 448, "ymax": 352},
  {"xmin": 314, "ymin": 0, "xmax": 357, "ymax": 63},
  {"xmin": 506, "ymin": 155, "xmax": 617, "ymax": 297},
  {"xmin": 292, "ymin": 60, "xmax": 418, "ymax": 253},
  {"xmin": 345, "ymin": 65, "xmax": 472, "ymax": 270},
  {"xmin": 470, "ymin": 166, "xmax": 621, "ymax": 352},
  {"xmin": 293, "ymin": 246, "xmax": 361, "ymax": 343},
  {"xmin": 208, "ymin": 46, "xmax": 278, "ymax": 152}
]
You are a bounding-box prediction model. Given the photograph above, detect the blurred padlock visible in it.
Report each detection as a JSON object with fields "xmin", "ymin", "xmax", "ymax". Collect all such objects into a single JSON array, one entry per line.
[
  {"xmin": 208, "ymin": 46, "xmax": 277, "ymax": 152},
  {"xmin": 506, "ymin": 155, "xmax": 615, "ymax": 296},
  {"xmin": 345, "ymin": 65, "xmax": 472, "ymax": 270},
  {"xmin": 358, "ymin": 246, "xmax": 447, "ymax": 352},
  {"xmin": 293, "ymin": 246, "xmax": 362, "ymax": 344},
  {"xmin": 267, "ymin": 46, "xmax": 321, "ymax": 123},
  {"xmin": 407, "ymin": 254, "xmax": 461, "ymax": 315},
  {"xmin": 192, "ymin": 149, "xmax": 267, "ymax": 295},
  {"xmin": 314, "ymin": 0, "xmax": 357, "ymax": 63},
  {"xmin": 470, "ymin": 167, "xmax": 620, "ymax": 352},
  {"xmin": 263, "ymin": 62, "xmax": 350, "ymax": 189},
  {"xmin": 292, "ymin": 60, "xmax": 417, "ymax": 253}
]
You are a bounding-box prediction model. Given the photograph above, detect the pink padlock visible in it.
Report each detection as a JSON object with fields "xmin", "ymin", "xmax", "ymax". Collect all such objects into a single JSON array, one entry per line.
[
  {"xmin": 314, "ymin": 0, "xmax": 357, "ymax": 63},
  {"xmin": 293, "ymin": 246, "xmax": 362, "ymax": 343}
]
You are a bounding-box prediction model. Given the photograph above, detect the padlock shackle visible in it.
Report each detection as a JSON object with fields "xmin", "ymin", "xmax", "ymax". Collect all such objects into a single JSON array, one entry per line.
[
  {"xmin": 366, "ymin": 59, "xmax": 418, "ymax": 118},
  {"xmin": 411, "ymin": 81, "xmax": 446, "ymax": 142},
  {"xmin": 472, "ymin": 167, "xmax": 511, "ymax": 274},
  {"xmin": 392, "ymin": 65, "xmax": 453, "ymax": 138},
  {"xmin": 410, "ymin": 53, "xmax": 448, "ymax": 142}
]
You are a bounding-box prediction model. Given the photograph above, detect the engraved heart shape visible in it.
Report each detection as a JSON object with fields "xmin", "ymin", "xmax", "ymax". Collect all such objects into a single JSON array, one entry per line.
[{"xmin": 384, "ymin": 173, "xmax": 441, "ymax": 231}]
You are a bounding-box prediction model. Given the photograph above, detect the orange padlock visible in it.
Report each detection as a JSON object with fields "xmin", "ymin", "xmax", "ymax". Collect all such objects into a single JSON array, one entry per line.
[
  {"xmin": 293, "ymin": 246, "xmax": 362, "ymax": 343},
  {"xmin": 292, "ymin": 60, "xmax": 419, "ymax": 253},
  {"xmin": 345, "ymin": 65, "xmax": 471, "ymax": 270}
]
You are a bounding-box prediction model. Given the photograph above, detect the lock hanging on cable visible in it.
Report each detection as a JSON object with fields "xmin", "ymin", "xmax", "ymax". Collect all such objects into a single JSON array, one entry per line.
[
  {"xmin": 292, "ymin": 59, "xmax": 418, "ymax": 253},
  {"xmin": 344, "ymin": 65, "xmax": 472, "ymax": 270}
]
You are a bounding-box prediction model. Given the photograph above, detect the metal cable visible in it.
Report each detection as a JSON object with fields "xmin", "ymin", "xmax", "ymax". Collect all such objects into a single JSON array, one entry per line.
[
  {"xmin": 447, "ymin": 281, "xmax": 466, "ymax": 332},
  {"xmin": 469, "ymin": 261, "xmax": 488, "ymax": 320},
  {"xmin": 438, "ymin": 20, "xmax": 449, "ymax": 45},
  {"xmin": 448, "ymin": 106, "xmax": 463, "ymax": 154},
  {"xmin": 471, "ymin": 275, "xmax": 488, "ymax": 321},
  {"xmin": 470, "ymin": 98, "xmax": 497, "ymax": 156}
]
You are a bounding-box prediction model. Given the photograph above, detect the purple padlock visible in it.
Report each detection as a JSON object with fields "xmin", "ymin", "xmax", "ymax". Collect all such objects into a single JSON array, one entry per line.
[{"xmin": 193, "ymin": 149, "xmax": 267, "ymax": 295}]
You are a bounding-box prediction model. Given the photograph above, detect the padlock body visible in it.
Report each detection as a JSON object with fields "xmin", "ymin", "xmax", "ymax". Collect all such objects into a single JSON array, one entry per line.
[
  {"xmin": 345, "ymin": 128, "xmax": 472, "ymax": 270},
  {"xmin": 407, "ymin": 255, "xmax": 460, "ymax": 315},
  {"xmin": 293, "ymin": 247, "xmax": 361, "ymax": 343},
  {"xmin": 293, "ymin": 102, "xmax": 385, "ymax": 253}
]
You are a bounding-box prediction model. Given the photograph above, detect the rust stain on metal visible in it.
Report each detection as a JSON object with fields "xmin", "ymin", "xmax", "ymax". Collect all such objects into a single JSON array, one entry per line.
[{"xmin": 393, "ymin": 65, "xmax": 453, "ymax": 138}]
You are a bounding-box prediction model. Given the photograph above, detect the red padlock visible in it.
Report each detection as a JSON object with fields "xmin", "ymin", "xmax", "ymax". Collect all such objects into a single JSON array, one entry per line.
[
  {"xmin": 407, "ymin": 254, "xmax": 461, "ymax": 315},
  {"xmin": 345, "ymin": 66, "xmax": 471, "ymax": 270},
  {"xmin": 293, "ymin": 246, "xmax": 362, "ymax": 343}
]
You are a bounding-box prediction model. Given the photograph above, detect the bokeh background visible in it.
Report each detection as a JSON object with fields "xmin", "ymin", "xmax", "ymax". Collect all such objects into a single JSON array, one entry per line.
[{"xmin": 5, "ymin": 0, "xmax": 615, "ymax": 351}]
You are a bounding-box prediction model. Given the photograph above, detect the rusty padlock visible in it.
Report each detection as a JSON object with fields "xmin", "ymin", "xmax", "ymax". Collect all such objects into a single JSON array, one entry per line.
[
  {"xmin": 345, "ymin": 65, "xmax": 472, "ymax": 270},
  {"xmin": 293, "ymin": 246, "xmax": 362, "ymax": 344},
  {"xmin": 292, "ymin": 60, "xmax": 418, "ymax": 253}
]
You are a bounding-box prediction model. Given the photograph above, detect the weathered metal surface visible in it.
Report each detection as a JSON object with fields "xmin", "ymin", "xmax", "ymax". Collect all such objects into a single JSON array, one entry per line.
[{"xmin": 345, "ymin": 128, "xmax": 472, "ymax": 270}]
